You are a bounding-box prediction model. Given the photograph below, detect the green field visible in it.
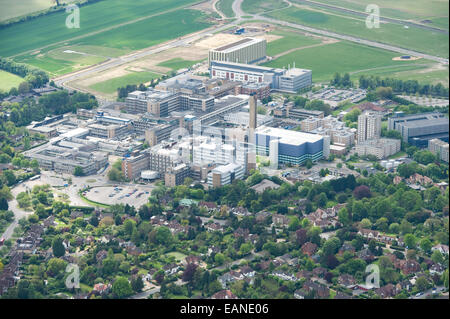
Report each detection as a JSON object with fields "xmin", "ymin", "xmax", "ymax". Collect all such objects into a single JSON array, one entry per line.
[
  {"xmin": 14, "ymin": 45, "xmax": 111, "ymax": 76},
  {"xmin": 89, "ymin": 71, "xmax": 161, "ymax": 94},
  {"xmin": 266, "ymin": 30, "xmax": 321, "ymax": 56},
  {"xmin": 74, "ymin": 9, "xmax": 211, "ymax": 51},
  {"xmin": 266, "ymin": 6, "xmax": 449, "ymax": 58},
  {"xmin": 242, "ymin": 0, "xmax": 289, "ymax": 14},
  {"xmin": 295, "ymin": 0, "xmax": 449, "ymax": 21},
  {"xmin": 349, "ymin": 64, "xmax": 449, "ymax": 85},
  {"xmin": 6, "ymin": 6, "xmax": 212, "ymax": 76},
  {"xmin": 428, "ymin": 17, "xmax": 450, "ymax": 30},
  {"xmin": 0, "ymin": 0, "xmax": 200, "ymax": 57},
  {"xmin": 157, "ymin": 58, "xmax": 203, "ymax": 71},
  {"xmin": 0, "ymin": 0, "xmax": 78, "ymax": 22},
  {"xmin": 216, "ymin": 0, "xmax": 235, "ymax": 18},
  {"xmin": 0, "ymin": 70, "xmax": 24, "ymax": 92},
  {"xmin": 264, "ymin": 41, "xmax": 434, "ymax": 83}
]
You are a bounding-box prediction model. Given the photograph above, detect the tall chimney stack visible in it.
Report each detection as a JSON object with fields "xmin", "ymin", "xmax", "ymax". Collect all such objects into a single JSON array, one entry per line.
[{"xmin": 249, "ymin": 93, "xmax": 257, "ymax": 130}]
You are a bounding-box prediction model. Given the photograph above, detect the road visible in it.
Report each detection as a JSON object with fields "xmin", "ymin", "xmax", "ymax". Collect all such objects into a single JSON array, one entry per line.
[
  {"xmin": 411, "ymin": 286, "xmax": 447, "ymax": 299},
  {"xmin": 129, "ymin": 286, "xmax": 160, "ymax": 299},
  {"xmin": 1, "ymin": 183, "xmax": 34, "ymax": 241}
]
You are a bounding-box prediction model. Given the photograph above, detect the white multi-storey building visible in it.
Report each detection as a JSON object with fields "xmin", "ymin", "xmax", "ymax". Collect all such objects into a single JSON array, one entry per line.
[
  {"xmin": 357, "ymin": 111, "xmax": 382, "ymax": 143},
  {"xmin": 208, "ymin": 37, "xmax": 267, "ymax": 66}
]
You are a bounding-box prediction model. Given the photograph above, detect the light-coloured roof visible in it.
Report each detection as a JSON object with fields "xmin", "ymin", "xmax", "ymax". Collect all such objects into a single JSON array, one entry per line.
[{"xmin": 256, "ymin": 126, "xmax": 323, "ymax": 145}]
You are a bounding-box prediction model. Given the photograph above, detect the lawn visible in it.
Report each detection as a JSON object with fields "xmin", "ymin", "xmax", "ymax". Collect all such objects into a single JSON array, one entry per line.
[
  {"xmin": 266, "ymin": 6, "xmax": 449, "ymax": 58},
  {"xmin": 89, "ymin": 71, "xmax": 161, "ymax": 94},
  {"xmin": 266, "ymin": 29, "xmax": 322, "ymax": 56},
  {"xmin": 216, "ymin": 0, "xmax": 235, "ymax": 18},
  {"xmin": 165, "ymin": 251, "xmax": 187, "ymax": 262},
  {"xmin": 264, "ymin": 41, "xmax": 429, "ymax": 83},
  {"xmin": 0, "ymin": 0, "xmax": 200, "ymax": 57},
  {"xmin": 241, "ymin": 0, "xmax": 289, "ymax": 14},
  {"xmin": 0, "ymin": 70, "xmax": 24, "ymax": 92},
  {"xmin": 157, "ymin": 58, "xmax": 203, "ymax": 71}
]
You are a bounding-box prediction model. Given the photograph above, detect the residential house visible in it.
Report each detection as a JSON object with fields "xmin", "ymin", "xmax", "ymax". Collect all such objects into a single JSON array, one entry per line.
[
  {"xmin": 211, "ymin": 290, "xmax": 238, "ymax": 299},
  {"xmin": 163, "ymin": 263, "xmax": 180, "ymax": 276},
  {"xmin": 432, "ymin": 244, "xmax": 449, "ymax": 255},
  {"xmin": 301, "ymin": 242, "xmax": 318, "ymax": 257}
]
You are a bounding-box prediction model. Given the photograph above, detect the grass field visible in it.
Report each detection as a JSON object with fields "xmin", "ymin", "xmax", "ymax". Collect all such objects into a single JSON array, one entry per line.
[
  {"xmin": 0, "ymin": 0, "xmax": 78, "ymax": 22},
  {"xmin": 14, "ymin": 45, "xmax": 110, "ymax": 76},
  {"xmin": 349, "ymin": 64, "xmax": 449, "ymax": 86},
  {"xmin": 266, "ymin": 6, "xmax": 449, "ymax": 58},
  {"xmin": 0, "ymin": 70, "xmax": 24, "ymax": 92},
  {"xmin": 216, "ymin": 0, "xmax": 235, "ymax": 18},
  {"xmin": 295, "ymin": 0, "xmax": 449, "ymax": 22},
  {"xmin": 0, "ymin": 0, "xmax": 200, "ymax": 57},
  {"xmin": 89, "ymin": 71, "xmax": 161, "ymax": 94},
  {"xmin": 157, "ymin": 58, "xmax": 203, "ymax": 71},
  {"xmin": 74, "ymin": 9, "xmax": 211, "ymax": 51},
  {"xmin": 8, "ymin": 7, "xmax": 212, "ymax": 76},
  {"xmin": 264, "ymin": 41, "xmax": 434, "ymax": 83},
  {"xmin": 266, "ymin": 30, "xmax": 322, "ymax": 56},
  {"xmin": 241, "ymin": 0, "xmax": 289, "ymax": 14}
]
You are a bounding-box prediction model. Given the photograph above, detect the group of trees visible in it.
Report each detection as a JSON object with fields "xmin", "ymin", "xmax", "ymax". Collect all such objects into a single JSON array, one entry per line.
[
  {"xmin": 330, "ymin": 73, "xmax": 353, "ymax": 88},
  {"xmin": 107, "ymin": 160, "xmax": 126, "ymax": 182},
  {"xmin": 6, "ymin": 90, "xmax": 97, "ymax": 127},
  {"xmin": 0, "ymin": 58, "xmax": 49, "ymax": 91},
  {"xmin": 117, "ymin": 84, "xmax": 145, "ymax": 99},
  {"xmin": 359, "ymin": 75, "xmax": 449, "ymax": 98}
]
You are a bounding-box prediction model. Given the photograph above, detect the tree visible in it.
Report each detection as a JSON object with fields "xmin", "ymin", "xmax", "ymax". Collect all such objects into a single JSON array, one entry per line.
[
  {"xmin": 322, "ymin": 237, "xmax": 341, "ymax": 257},
  {"xmin": 112, "ymin": 277, "xmax": 133, "ymax": 299},
  {"xmin": 131, "ymin": 276, "xmax": 144, "ymax": 293},
  {"xmin": 182, "ymin": 263, "xmax": 198, "ymax": 283},
  {"xmin": 52, "ymin": 236, "xmax": 65, "ymax": 257},
  {"xmin": 0, "ymin": 197, "xmax": 8, "ymax": 210},
  {"xmin": 419, "ymin": 238, "xmax": 432, "ymax": 254},
  {"xmin": 3, "ymin": 170, "xmax": 16, "ymax": 186},
  {"xmin": 404, "ymin": 234, "xmax": 417, "ymax": 249},
  {"xmin": 73, "ymin": 166, "xmax": 84, "ymax": 176},
  {"xmin": 431, "ymin": 250, "xmax": 444, "ymax": 264},
  {"xmin": 214, "ymin": 253, "xmax": 225, "ymax": 265},
  {"xmin": 18, "ymin": 81, "xmax": 31, "ymax": 94},
  {"xmin": 353, "ymin": 185, "xmax": 371, "ymax": 200},
  {"xmin": 338, "ymin": 208, "xmax": 351, "ymax": 227},
  {"xmin": 47, "ymin": 258, "xmax": 67, "ymax": 276},
  {"xmin": 415, "ymin": 277, "xmax": 429, "ymax": 292},
  {"xmin": 317, "ymin": 192, "xmax": 328, "ymax": 208}
]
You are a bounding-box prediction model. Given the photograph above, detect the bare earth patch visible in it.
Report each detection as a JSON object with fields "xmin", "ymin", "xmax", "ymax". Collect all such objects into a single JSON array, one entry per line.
[{"xmin": 392, "ymin": 56, "xmax": 423, "ymax": 61}]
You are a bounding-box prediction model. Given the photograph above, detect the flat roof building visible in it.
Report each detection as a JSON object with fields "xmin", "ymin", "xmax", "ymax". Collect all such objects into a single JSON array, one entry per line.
[
  {"xmin": 255, "ymin": 126, "xmax": 324, "ymax": 165},
  {"xmin": 207, "ymin": 163, "xmax": 244, "ymax": 187},
  {"xmin": 210, "ymin": 61, "xmax": 312, "ymax": 93},
  {"xmin": 428, "ymin": 138, "xmax": 449, "ymax": 163},
  {"xmin": 388, "ymin": 112, "xmax": 449, "ymax": 147},
  {"xmin": 208, "ymin": 37, "xmax": 266, "ymax": 66},
  {"xmin": 355, "ymin": 138, "xmax": 401, "ymax": 159}
]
